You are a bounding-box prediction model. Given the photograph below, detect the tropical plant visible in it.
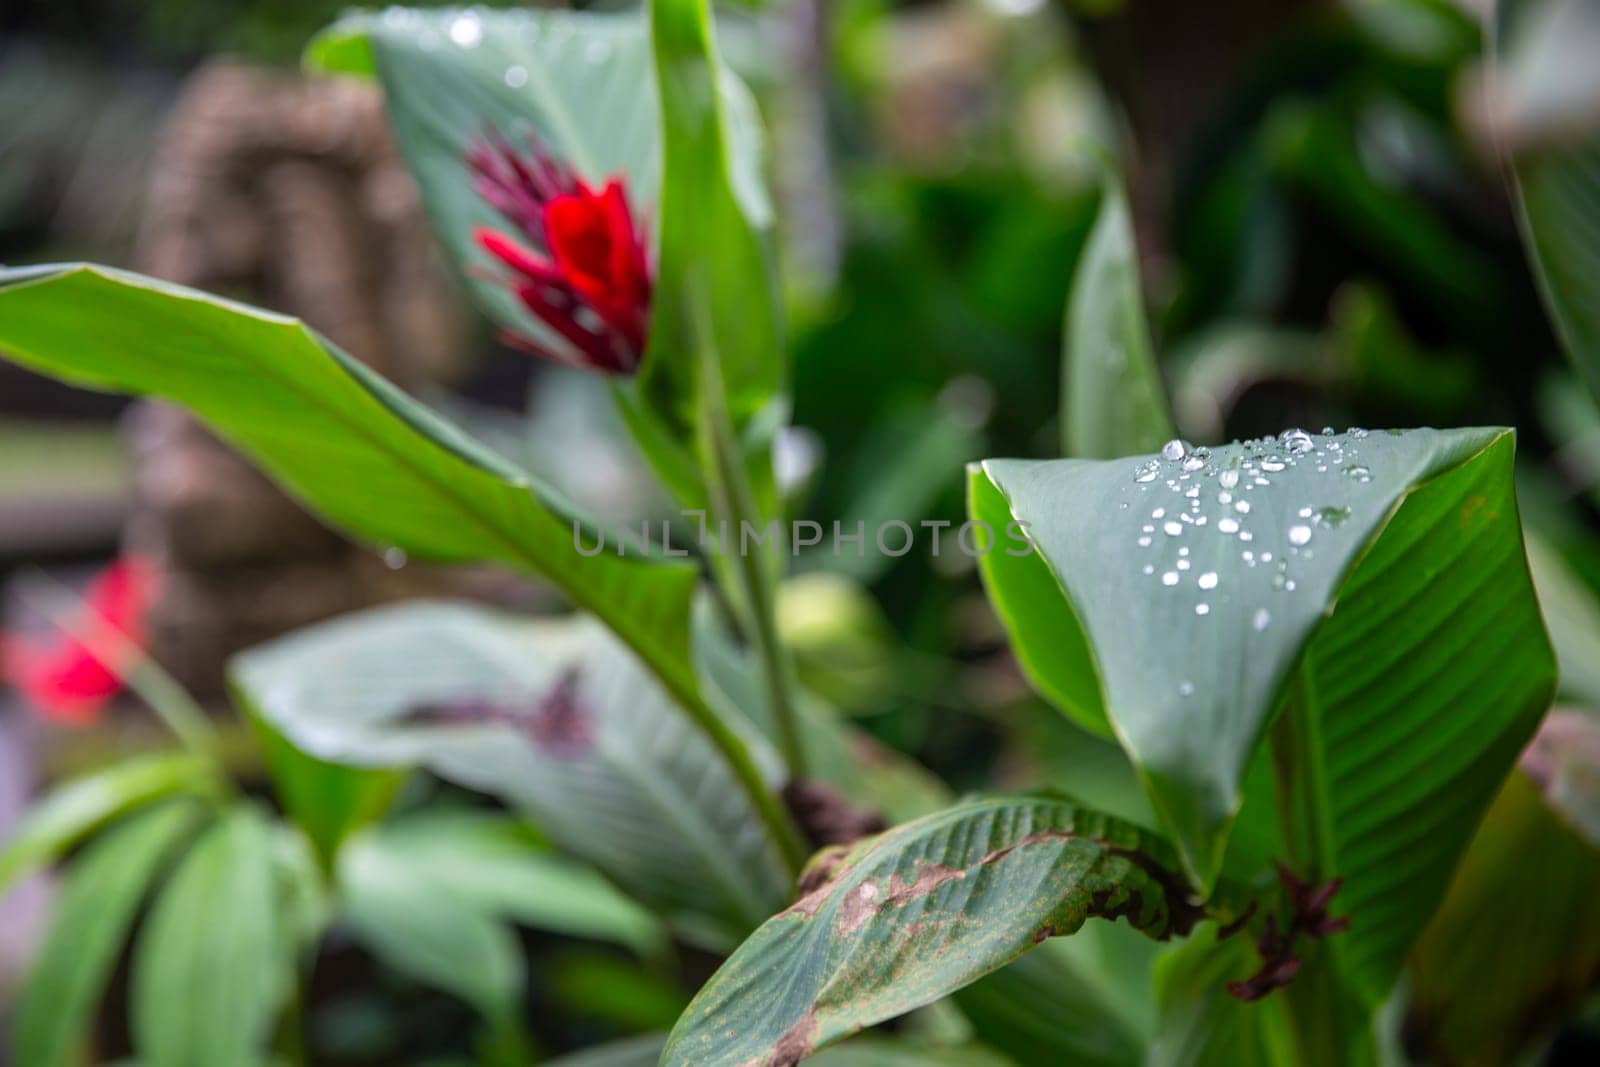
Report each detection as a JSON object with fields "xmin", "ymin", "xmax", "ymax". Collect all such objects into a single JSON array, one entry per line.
[{"xmin": 3, "ymin": 1, "xmax": 1599, "ymax": 1065}]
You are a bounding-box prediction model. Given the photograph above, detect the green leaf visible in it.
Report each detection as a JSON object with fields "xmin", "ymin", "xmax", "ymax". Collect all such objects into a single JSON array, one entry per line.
[
  {"xmin": 953, "ymin": 932, "xmax": 1153, "ymax": 1067},
  {"xmin": 971, "ymin": 427, "xmax": 1554, "ymax": 931},
  {"xmin": 1148, "ymin": 926, "xmax": 1277, "ymax": 1067},
  {"xmin": 12, "ymin": 802, "xmax": 202, "ymax": 1067},
  {"xmin": 306, "ymin": 8, "xmax": 659, "ymax": 354},
  {"xmin": 969, "ymin": 469, "xmax": 1107, "ymax": 738},
  {"xmin": 0, "ymin": 264, "xmax": 702, "ymax": 713},
  {"xmin": 347, "ymin": 810, "xmax": 664, "ymax": 956},
  {"xmin": 233, "ymin": 601, "xmax": 793, "ymax": 948},
  {"xmin": 662, "ymin": 795, "xmax": 1224, "ymax": 1067},
  {"xmin": 246, "ymin": 701, "xmax": 404, "ymax": 870},
  {"xmin": 1061, "ymin": 167, "xmax": 1174, "ymax": 459},
  {"xmin": 132, "ymin": 803, "xmax": 291, "ymax": 1067},
  {"xmin": 1406, "ymin": 768, "xmax": 1600, "ymax": 1066},
  {"xmin": 642, "ymin": 0, "xmax": 783, "ymax": 437},
  {"xmin": 338, "ymin": 820, "xmax": 524, "ymax": 1025},
  {"xmin": 0, "ymin": 751, "xmax": 215, "ymax": 897}
]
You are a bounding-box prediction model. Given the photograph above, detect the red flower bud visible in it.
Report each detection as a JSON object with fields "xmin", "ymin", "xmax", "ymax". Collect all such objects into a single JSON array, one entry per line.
[{"xmin": 467, "ymin": 131, "xmax": 653, "ymax": 375}]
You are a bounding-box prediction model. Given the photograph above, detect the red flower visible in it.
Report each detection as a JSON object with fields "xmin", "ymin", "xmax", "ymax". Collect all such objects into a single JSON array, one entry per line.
[
  {"xmin": 1, "ymin": 557, "xmax": 158, "ymax": 725},
  {"xmin": 467, "ymin": 132, "xmax": 652, "ymax": 374}
]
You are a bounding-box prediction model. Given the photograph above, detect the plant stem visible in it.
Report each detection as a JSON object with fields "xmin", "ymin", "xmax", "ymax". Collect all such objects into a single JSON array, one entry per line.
[{"xmin": 703, "ymin": 393, "xmax": 809, "ymax": 783}]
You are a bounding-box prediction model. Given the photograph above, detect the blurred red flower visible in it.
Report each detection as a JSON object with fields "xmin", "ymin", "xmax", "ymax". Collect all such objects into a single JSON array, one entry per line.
[
  {"xmin": 1, "ymin": 557, "xmax": 158, "ymax": 725},
  {"xmin": 467, "ymin": 131, "xmax": 652, "ymax": 374}
]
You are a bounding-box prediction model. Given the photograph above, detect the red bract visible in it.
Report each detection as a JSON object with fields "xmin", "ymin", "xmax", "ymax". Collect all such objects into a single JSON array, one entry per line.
[
  {"xmin": 0, "ymin": 556, "xmax": 158, "ymax": 725},
  {"xmin": 467, "ymin": 131, "xmax": 652, "ymax": 375}
]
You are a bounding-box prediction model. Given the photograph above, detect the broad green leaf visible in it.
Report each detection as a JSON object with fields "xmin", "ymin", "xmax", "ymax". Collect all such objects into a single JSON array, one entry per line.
[
  {"xmin": 971, "ymin": 427, "xmax": 1554, "ymax": 933},
  {"xmin": 662, "ymin": 795, "xmax": 1227, "ymax": 1067},
  {"xmin": 1406, "ymin": 769, "xmax": 1600, "ymax": 1066},
  {"xmin": 0, "ymin": 264, "xmax": 701, "ymax": 712},
  {"xmin": 1148, "ymin": 927, "xmax": 1278, "ymax": 1067},
  {"xmin": 306, "ymin": 8, "xmax": 658, "ymax": 354},
  {"xmin": 1279, "ymin": 434, "xmax": 1552, "ymax": 999},
  {"xmin": 644, "ymin": 0, "xmax": 783, "ymax": 432},
  {"xmin": 233, "ymin": 601, "xmax": 792, "ymax": 948},
  {"xmin": 0, "ymin": 751, "xmax": 215, "ymax": 897},
  {"xmin": 969, "ymin": 470, "xmax": 1106, "ymax": 737},
  {"xmin": 338, "ymin": 820, "xmax": 525, "ymax": 1026},
  {"xmin": 1061, "ymin": 168, "xmax": 1174, "ymax": 459},
  {"xmin": 953, "ymin": 932, "xmax": 1153, "ymax": 1067},
  {"xmin": 247, "ymin": 703, "xmax": 404, "ymax": 870},
  {"xmin": 13, "ymin": 802, "xmax": 201, "ymax": 1067},
  {"xmin": 132, "ymin": 804, "xmax": 291, "ymax": 1067},
  {"xmin": 346, "ymin": 810, "xmax": 664, "ymax": 956}
]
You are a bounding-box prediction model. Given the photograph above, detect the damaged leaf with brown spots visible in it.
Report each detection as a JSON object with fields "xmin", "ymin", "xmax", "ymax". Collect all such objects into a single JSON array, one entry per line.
[{"xmin": 662, "ymin": 795, "xmax": 1237, "ymax": 1067}]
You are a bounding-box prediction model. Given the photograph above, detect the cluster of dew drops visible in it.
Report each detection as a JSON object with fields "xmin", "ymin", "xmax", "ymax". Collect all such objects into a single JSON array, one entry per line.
[
  {"xmin": 1124, "ymin": 427, "xmax": 1375, "ymax": 651},
  {"xmin": 397, "ymin": 8, "xmax": 616, "ymax": 84}
]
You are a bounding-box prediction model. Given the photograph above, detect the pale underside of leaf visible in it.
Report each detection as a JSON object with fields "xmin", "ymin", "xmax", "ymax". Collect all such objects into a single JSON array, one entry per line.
[{"xmin": 232, "ymin": 600, "xmax": 791, "ymax": 949}]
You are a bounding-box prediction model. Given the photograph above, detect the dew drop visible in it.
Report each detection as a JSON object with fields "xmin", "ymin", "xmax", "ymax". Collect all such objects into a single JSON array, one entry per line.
[
  {"xmin": 1142, "ymin": 564, "xmax": 1155, "ymax": 575},
  {"xmin": 1195, "ymin": 603, "xmax": 1211, "ymax": 616},
  {"xmin": 1288, "ymin": 525, "xmax": 1312, "ymax": 546},
  {"xmin": 1161, "ymin": 571, "xmax": 1180, "ymax": 587},
  {"xmin": 1218, "ymin": 517, "xmax": 1239, "ymax": 534},
  {"xmin": 1260, "ymin": 457, "xmax": 1286, "ymax": 473},
  {"xmin": 1137, "ymin": 536, "xmax": 1152, "ymax": 548},
  {"xmin": 1164, "ymin": 521, "xmax": 1183, "ymax": 537},
  {"xmin": 505, "ymin": 64, "xmax": 529, "ymax": 88},
  {"xmin": 1161, "ymin": 439, "xmax": 1190, "ymax": 462},
  {"xmin": 1198, "ymin": 571, "xmax": 1218, "ymax": 590},
  {"xmin": 1280, "ymin": 428, "xmax": 1314, "ymax": 454},
  {"xmin": 1219, "ymin": 468, "xmax": 1240, "ymax": 489},
  {"xmin": 1253, "ymin": 608, "xmax": 1271, "ymax": 631},
  {"xmin": 1178, "ymin": 681, "xmax": 1196, "ymax": 697},
  {"xmin": 1345, "ymin": 464, "xmax": 1372, "ymax": 483},
  {"xmin": 1135, "ymin": 461, "xmax": 1159, "ymax": 484},
  {"xmin": 1234, "ymin": 500, "xmax": 1251, "ymax": 514}
]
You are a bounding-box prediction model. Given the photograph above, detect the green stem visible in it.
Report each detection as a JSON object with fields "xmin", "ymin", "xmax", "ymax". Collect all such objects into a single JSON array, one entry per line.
[
  {"xmin": 694, "ymin": 320, "xmax": 808, "ymax": 786},
  {"xmin": 714, "ymin": 436, "xmax": 808, "ymax": 783}
]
